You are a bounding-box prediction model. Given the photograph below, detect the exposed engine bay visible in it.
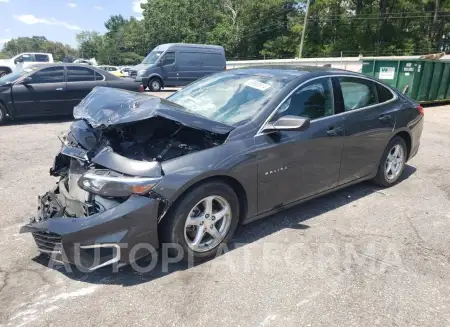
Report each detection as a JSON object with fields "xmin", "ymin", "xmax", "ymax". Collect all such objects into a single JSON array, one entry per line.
[{"xmin": 103, "ymin": 117, "xmax": 226, "ymax": 162}]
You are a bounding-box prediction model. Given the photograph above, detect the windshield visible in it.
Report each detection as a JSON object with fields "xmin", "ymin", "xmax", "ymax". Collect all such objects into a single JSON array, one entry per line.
[
  {"xmin": 168, "ymin": 71, "xmax": 295, "ymax": 126},
  {"xmin": 0, "ymin": 68, "xmax": 34, "ymax": 86},
  {"xmin": 142, "ymin": 50, "xmax": 164, "ymax": 65}
]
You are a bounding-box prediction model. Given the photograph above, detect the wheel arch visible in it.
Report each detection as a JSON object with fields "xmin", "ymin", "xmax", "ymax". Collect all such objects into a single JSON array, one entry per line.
[
  {"xmin": 393, "ymin": 130, "xmax": 412, "ymax": 160},
  {"xmin": 147, "ymin": 74, "xmax": 164, "ymax": 88},
  {"xmin": 159, "ymin": 175, "xmax": 249, "ymax": 225},
  {"xmin": 0, "ymin": 66, "xmax": 12, "ymax": 74}
]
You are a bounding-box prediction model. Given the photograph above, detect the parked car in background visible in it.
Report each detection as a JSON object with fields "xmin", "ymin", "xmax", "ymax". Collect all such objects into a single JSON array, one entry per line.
[
  {"xmin": 98, "ymin": 65, "xmax": 124, "ymax": 77},
  {"xmin": 20, "ymin": 66, "xmax": 423, "ymax": 269},
  {"xmin": 130, "ymin": 43, "xmax": 226, "ymax": 91},
  {"xmin": 119, "ymin": 66, "xmax": 132, "ymax": 77},
  {"xmin": 0, "ymin": 52, "xmax": 54, "ymax": 77},
  {"xmin": 0, "ymin": 63, "xmax": 144, "ymax": 124}
]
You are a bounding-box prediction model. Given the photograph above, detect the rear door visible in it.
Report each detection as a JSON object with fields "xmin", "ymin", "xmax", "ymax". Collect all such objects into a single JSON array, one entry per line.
[
  {"xmin": 336, "ymin": 76, "xmax": 398, "ymax": 185},
  {"xmin": 11, "ymin": 66, "xmax": 66, "ymax": 116},
  {"xmin": 66, "ymin": 66, "xmax": 106, "ymax": 111}
]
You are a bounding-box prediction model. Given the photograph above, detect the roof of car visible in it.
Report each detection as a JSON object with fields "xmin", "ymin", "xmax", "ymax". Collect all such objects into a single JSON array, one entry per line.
[
  {"xmin": 27, "ymin": 63, "xmax": 119, "ymax": 79},
  {"xmin": 229, "ymin": 65, "xmax": 352, "ymax": 75}
]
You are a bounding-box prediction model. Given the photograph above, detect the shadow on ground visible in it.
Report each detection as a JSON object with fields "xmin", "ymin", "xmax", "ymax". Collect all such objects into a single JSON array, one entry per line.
[{"xmin": 33, "ymin": 165, "xmax": 417, "ymax": 286}]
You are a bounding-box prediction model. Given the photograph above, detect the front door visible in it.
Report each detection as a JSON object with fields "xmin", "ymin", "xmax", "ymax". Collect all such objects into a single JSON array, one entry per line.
[
  {"xmin": 335, "ymin": 76, "xmax": 398, "ymax": 185},
  {"xmin": 160, "ymin": 51, "xmax": 178, "ymax": 86},
  {"xmin": 256, "ymin": 77, "xmax": 345, "ymax": 214},
  {"xmin": 12, "ymin": 66, "xmax": 67, "ymax": 117}
]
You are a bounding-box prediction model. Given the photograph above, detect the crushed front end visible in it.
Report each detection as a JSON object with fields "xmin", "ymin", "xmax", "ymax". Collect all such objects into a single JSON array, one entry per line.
[
  {"xmin": 21, "ymin": 87, "xmax": 232, "ymax": 270},
  {"xmin": 21, "ymin": 144, "xmax": 163, "ymax": 270}
]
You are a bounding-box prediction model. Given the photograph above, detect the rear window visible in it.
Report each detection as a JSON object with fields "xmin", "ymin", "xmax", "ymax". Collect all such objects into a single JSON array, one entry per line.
[
  {"xmin": 178, "ymin": 52, "xmax": 202, "ymax": 67},
  {"xmin": 35, "ymin": 54, "xmax": 50, "ymax": 62},
  {"xmin": 202, "ymin": 53, "xmax": 224, "ymax": 66},
  {"xmin": 377, "ymin": 84, "xmax": 394, "ymax": 102},
  {"xmin": 67, "ymin": 66, "xmax": 96, "ymax": 82}
]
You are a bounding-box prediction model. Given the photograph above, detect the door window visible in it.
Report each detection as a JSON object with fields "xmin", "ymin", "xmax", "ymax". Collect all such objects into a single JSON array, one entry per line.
[
  {"xmin": 35, "ymin": 54, "xmax": 50, "ymax": 62},
  {"xmin": 162, "ymin": 52, "xmax": 175, "ymax": 66},
  {"xmin": 67, "ymin": 66, "xmax": 96, "ymax": 82},
  {"xmin": 16, "ymin": 54, "xmax": 34, "ymax": 62},
  {"xmin": 376, "ymin": 84, "xmax": 394, "ymax": 103},
  {"xmin": 271, "ymin": 78, "xmax": 334, "ymax": 121},
  {"xmin": 31, "ymin": 66, "xmax": 64, "ymax": 83},
  {"xmin": 339, "ymin": 77, "xmax": 378, "ymax": 111}
]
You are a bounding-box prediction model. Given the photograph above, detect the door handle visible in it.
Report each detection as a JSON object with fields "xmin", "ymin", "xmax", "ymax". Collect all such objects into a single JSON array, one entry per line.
[
  {"xmin": 326, "ymin": 126, "xmax": 343, "ymax": 136},
  {"xmin": 379, "ymin": 114, "xmax": 392, "ymax": 122},
  {"xmin": 56, "ymin": 88, "xmax": 64, "ymax": 91}
]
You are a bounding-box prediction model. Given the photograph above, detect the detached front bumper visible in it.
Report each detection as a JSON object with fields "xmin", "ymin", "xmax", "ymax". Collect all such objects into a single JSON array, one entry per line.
[{"xmin": 20, "ymin": 186, "xmax": 160, "ymax": 270}]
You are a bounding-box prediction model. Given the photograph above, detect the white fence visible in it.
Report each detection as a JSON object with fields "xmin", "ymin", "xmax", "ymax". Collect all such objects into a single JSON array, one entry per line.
[{"xmin": 226, "ymin": 55, "xmax": 450, "ymax": 72}]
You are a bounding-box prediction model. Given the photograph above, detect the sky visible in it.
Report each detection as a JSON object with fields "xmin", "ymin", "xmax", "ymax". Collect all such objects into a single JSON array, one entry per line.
[{"xmin": 0, "ymin": 0, "xmax": 147, "ymax": 48}]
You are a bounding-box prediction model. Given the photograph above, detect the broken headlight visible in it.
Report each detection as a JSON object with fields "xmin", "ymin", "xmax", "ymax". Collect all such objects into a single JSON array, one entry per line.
[{"xmin": 78, "ymin": 169, "xmax": 161, "ymax": 197}]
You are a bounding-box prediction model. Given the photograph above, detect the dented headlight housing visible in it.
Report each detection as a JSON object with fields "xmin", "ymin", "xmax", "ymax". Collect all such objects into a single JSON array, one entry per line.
[{"xmin": 78, "ymin": 169, "xmax": 161, "ymax": 197}]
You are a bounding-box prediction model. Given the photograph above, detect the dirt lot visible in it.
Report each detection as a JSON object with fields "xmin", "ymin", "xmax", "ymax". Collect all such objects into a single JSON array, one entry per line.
[{"xmin": 0, "ymin": 99, "xmax": 449, "ymax": 327}]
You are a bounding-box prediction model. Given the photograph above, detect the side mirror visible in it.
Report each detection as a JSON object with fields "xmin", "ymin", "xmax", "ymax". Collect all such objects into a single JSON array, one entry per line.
[
  {"xmin": 262, "ymin": 115, "xmax": 310, "ymax": 133},
  {"xmin": 21, "ymin": 76, "xmax": 33, "ymax": 84},
  {"xmin": 14, "ymin": 57, "xmax": 24, "ymax": 64}
]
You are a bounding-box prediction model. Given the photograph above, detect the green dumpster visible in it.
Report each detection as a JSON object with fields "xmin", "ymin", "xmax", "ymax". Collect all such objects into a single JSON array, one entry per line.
[{"xmin": 361, "ymin": 58, "xmax": 450, "ymax": 103}]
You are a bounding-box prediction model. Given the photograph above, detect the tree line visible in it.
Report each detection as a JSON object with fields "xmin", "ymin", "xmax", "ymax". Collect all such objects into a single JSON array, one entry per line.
[{"xmin": 1, "ymin": 0, "xmax": 449, "ymax": 65}]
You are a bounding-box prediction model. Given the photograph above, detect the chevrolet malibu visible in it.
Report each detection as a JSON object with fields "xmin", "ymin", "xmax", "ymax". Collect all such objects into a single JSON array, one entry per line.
[{"xmin": 21, "ymin": 66, "xmax": 424, "ymax": 270}]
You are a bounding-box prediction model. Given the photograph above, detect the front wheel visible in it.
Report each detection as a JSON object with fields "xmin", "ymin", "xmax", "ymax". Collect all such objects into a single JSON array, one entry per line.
[
  {"xmin": 159, "ymin": 181, "xmax": 239, "ymax": 262},
  {"xmin": 148, "ymin": 78, "xmax": 162, "ymax": 92},
  {"xmin": 372, "ymin": 136, "xmax": 407, "ymax": 187}
]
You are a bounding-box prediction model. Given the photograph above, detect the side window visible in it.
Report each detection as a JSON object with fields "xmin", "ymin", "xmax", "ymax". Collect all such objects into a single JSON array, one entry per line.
[
  {"xmin": 377, "ymin": 84, "xmax": 394, "ymax": 103},
  {"xmin": 22, "ymin": 54, "xmax": 34, "ymax": 62},
  {"xmin": 31, "ymin": 66, "xmax": 64, "ymax": 83},
  {"xmin": 272, "ymin": 78, "xmax": 334, "ymax": 121},
  {"xmin": 35, "ymin": 54, "xmax": 50, "ymax": 62},
  {"xmin": 162, "ymin": 52, "xmax": 175, "ymax": 66},
  {"xmin": 67, "ymin": 66, "xmax": 95, "ymax": 82},
  {"xmin": 178, "ymin": 52, "xmax": 202, "ymax": 67},
  {"xmin": 202, "ymin": 53, "xmax": 223, "ymax": 66},
  {"xmin": 339, "ymin": 77, "xmax": 378, "ymax": 111}
]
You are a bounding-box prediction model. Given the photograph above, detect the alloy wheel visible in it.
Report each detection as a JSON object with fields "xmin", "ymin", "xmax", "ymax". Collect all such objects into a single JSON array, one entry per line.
[
  {"xmin": 384, "ymin": 144, "xmax": 404, "ymax": 181},
  {"xmin": 184, "ymin": 195, "xmax": 232, "ymax": 252}
]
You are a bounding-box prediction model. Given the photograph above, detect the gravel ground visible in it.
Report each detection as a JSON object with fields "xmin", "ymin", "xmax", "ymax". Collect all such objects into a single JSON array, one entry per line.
[{"xmin": 0, "ymin": 100, "xmax": 449, "ymax": 327}]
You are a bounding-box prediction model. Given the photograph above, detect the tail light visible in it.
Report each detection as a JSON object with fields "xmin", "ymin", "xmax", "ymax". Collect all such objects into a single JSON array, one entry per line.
[
  {"xmin": 417, "ymin": 105, "xmax": 424, "ymax": 115},
  {"xmin": 138, "ymin": 84, "xmax": 145, "ymax": 92}
]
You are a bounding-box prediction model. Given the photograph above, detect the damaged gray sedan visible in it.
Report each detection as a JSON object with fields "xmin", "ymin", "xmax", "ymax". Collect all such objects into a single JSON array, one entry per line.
[{"xmin": 21, "ymin": 67, "xmax": 423, "ymax": 270}]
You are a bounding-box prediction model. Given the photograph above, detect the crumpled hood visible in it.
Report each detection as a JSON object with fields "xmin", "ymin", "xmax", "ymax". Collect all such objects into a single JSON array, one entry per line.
[{"xmin": 73, "ymin": 86, "xmax": 234, "ymax": 135}]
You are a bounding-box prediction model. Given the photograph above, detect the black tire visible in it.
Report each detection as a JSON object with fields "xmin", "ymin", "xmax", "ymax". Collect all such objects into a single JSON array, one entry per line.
[
  {"xmin": 159, "ymin": 181, "xmax": 240, "ymax": 262},
  {"xmin": 148, "ymin": 77, "xmax": 162, "ymax": 92},
  {"xmin": 0, "ymin": 70, "xmax": 8, "ymax": 78},
  {"xmin": 0, "ymin": 103, "xmax": 7, "ymax": 125},
  {"xmin": 372, "ymin": 136, "xmax": 407, "ymax": 187}
]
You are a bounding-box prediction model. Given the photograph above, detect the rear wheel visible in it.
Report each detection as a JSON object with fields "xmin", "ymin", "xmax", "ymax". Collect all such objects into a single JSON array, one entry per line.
[
  {"xmin": 148, "ymin": 78, "xmax": 162, "ymax": 92},
  {"xmin": 159, "ymin": 181, "xmax": 239, "ymax": 262},
  {"xmin": 372, "ymin": 136, "xmax": 407, "ymax": 187}
]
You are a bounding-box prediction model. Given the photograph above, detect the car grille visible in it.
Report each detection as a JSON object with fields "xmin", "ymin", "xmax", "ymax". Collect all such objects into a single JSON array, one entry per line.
[{"xmin": 32, "ymin": 231, "xmax": 62, "ymax": 254}]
